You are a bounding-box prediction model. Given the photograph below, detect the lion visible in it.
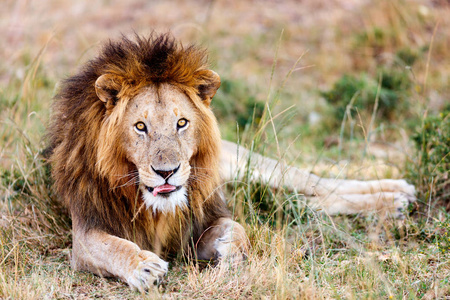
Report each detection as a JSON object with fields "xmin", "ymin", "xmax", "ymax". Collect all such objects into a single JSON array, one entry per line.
[{"xmin": 47, "ymin": 33, "xmax": 415, "ymax": 291}]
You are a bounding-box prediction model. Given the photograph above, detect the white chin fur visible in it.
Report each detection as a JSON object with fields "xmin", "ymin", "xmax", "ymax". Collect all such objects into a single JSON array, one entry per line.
[{"xmin": 141, "ymin": 186, "xmax": 188, "ymax": 214}]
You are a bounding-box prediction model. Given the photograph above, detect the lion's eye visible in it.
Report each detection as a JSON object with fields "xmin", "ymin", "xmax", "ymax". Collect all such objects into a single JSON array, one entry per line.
[
  {"xmin": 177, "ymin": 118, "xmax": 188, "ymax": 129},
  {"xmin": 135, "ymin": 122, "xmax": 147, "ymax": 132}
]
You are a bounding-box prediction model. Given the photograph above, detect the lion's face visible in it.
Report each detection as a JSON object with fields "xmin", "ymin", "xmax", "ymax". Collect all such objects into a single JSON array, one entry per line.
[
  {"xmin": 93, "ymin": 67, "xmax": 221, "ymax": 215},
  {"xmin": 121, "ymin": 84, "xmax": 200, "ymax": 213}
]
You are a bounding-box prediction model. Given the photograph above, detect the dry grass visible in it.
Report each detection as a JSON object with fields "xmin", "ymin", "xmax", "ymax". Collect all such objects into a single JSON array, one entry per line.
[{"xmin": 1, "ymin": 0, "xmax": 450, "ymax": 299}]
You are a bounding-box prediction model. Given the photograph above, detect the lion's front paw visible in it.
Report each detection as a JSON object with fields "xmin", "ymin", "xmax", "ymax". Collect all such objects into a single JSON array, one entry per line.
[
  {"xmin": 126, "ymin": 251, "xmax": 168, "ymax": 292},
  {"xmin": 214, "ymin": 223, "xmax": 249, "ymax": 266}
]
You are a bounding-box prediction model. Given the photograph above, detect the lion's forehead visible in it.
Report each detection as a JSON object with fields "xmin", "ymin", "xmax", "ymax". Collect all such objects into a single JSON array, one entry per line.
[{"xmin": 128, "ymin": 84, "xmax": 194, "ymax": 121}]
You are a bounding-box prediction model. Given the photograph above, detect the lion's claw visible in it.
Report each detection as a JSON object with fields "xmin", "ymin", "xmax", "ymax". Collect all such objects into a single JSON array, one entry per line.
[{"xmin": 126, "ymin": 251, "xmax": 168, "ymax": 292}]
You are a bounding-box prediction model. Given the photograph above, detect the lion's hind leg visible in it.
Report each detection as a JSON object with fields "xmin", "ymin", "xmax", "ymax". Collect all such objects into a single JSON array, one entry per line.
[
  {"xmin": 307, "ymin": 191, "xmax": 411, "ymax": 218},
  {"xmin": 317, "ymin": 178, "xmax": 416, "ymax": 198},
  {"xmin": 307, "ymin": 178, "xmax": 416, "ymax": 217},
  {"xmin": 220, "ymin": 140, "xmax": 416, "ymax": 217}
]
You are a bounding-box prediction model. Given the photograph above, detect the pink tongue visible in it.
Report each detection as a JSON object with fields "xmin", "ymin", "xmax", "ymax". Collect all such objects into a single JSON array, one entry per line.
[{"xmin": 153, "ymin": 184, "xmax": 176, "ymax": 196}]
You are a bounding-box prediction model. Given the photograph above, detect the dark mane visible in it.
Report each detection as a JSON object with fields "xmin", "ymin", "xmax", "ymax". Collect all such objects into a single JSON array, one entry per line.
[{"xmin": 47, "ymin": 33, "xmax": 227, "ymax": 257}]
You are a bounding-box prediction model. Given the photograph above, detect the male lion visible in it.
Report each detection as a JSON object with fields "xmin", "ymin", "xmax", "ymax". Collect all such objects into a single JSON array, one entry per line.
[{"xmin": 48, "ymin": 33, "xmax": 415, "ymax": 291}]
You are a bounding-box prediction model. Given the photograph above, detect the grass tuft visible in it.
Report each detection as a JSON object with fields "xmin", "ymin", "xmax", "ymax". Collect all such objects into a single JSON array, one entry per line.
[{"xmin": 1, "ymin": 0, "xmax": 450, "ymax": 298}]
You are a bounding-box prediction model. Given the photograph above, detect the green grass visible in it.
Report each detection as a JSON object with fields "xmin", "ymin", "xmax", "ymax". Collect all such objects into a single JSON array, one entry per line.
[{"xmin": 1, "ymin": 0, "xmax": 450, "ymax": 298}]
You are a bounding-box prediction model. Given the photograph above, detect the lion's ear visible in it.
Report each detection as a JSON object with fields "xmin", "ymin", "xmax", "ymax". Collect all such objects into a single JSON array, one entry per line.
[
  {"xmin": 95, "ymin": 74, "xmax": 122, "ymax": 106},
  {"xmin": 196, "ymin": 70, "xmax": 221, "ymax": 107}
]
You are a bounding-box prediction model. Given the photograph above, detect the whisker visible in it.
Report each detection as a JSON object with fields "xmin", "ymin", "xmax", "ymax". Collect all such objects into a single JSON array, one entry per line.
[
  {"xmin": 188, "ymin": 174, "xmax": 211, "ymax": 182},
  {"xmin": 112, "ymin": 170, "xmax": 139, "ymax": 179},
  {"xmin": 110, "ymin": 175, "xmax": 139, "ymax": 190},
  {"xmin": 190, "ymin": 166, "xmax": 216, "ymax": 171},
  {"xmin": 114, "ymin": 170, "xmax": 139, "ymax": 176}
]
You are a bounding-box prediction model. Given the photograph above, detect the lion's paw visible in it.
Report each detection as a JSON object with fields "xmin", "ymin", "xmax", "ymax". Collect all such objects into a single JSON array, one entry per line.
[
  {"xmin": 391, "ymin": 192, "xmax": 414, "ymax": 219},
  {"xmin": 214, "ymin": 225, "xmax": 248, "ymax": 266},
  {"xmin": 126, "ymin": 251, "xmax": 168, "ymax": 292}
]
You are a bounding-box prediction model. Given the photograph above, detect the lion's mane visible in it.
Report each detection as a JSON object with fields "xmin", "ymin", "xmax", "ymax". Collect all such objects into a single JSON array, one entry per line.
[{"xmin": 48, "ymin": 33, "xmax": 229, "ymax": 258}]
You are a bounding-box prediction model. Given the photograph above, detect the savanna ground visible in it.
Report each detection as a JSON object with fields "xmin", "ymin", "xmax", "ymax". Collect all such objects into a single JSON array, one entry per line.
[{"xmin": 1, "ymin": 0, "xmax": 449, "ymax": 299}]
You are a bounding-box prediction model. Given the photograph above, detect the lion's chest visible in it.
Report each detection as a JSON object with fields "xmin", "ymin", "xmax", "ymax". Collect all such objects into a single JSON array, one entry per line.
[{"xmin": 142, "ymin": 211, "xmax": 193, "ymax": 259}]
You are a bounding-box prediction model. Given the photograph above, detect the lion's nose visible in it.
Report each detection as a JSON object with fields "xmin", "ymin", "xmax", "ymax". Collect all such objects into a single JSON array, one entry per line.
[{"xmin": 151, "ymin": 165, "xmax": 180, "ymax": 180}]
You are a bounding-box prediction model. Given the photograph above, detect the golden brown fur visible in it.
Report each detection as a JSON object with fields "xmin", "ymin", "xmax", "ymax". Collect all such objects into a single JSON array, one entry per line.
[
  {"xmin": 48, "ymin": 33, "xmax": 248, "ymax": 291},
  {"xmin": 48, "ymin": 32, "xmax": 415, "ymax": 291}
]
